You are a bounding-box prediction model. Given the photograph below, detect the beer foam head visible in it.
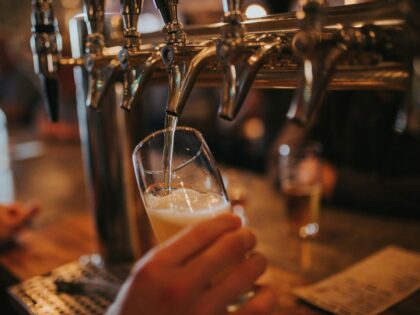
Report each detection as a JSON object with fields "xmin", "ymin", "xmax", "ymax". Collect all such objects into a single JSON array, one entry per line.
[{"xmin": 146, "ymin": 188, "xmax": 227, "ymax": 213}]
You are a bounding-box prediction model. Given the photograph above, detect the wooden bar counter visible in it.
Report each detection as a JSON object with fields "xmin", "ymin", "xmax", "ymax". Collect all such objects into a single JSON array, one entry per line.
[
  {"xmin": 0, "ymin": 140, "xmax": 419, "ymax": 314},
  {"xmin": 0, "ymin": 140, "xmax": 95, "ymax": 281}
]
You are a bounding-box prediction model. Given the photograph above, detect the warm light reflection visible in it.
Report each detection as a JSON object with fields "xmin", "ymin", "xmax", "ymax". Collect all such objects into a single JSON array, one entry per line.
[
  {"xmin": 245, "ymin": 4, "xmax": 267, "ymax": 19},
  {"xmin": 61, "ymin": 0, "xmax": 81, "ymax": 9},
  {"xmin": 299, "ymin": 223, "xmax": 319, "ymax": 238},
  {"xmin": 243, "ymin": 118, "xmax": 265, "ymax": 141},
  {"xmin": 299, "ymin": 241, "xmax": 313, "ymax": 270},
  {"xmin": 304, "ymin": 60, "xmax": 313, "ymax": 85},
  {"xmin": 345, "ymin": 0, "xmax": 373, "ymax": 4}
]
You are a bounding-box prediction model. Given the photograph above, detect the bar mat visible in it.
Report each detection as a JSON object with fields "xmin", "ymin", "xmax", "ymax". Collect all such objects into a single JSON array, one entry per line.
[{"xmin": 8, "ymin": 257, "xmax": 123, "ymax": 315}]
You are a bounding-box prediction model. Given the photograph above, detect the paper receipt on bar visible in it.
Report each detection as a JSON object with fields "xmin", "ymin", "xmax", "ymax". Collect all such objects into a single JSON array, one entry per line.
[{"xmin": 294, "ymin": 246, "xmax": 420, "ymax": 315}]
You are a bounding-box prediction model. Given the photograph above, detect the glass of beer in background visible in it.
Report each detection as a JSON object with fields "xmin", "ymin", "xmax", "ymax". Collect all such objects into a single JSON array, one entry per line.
[
  {"xmin": 279, "ymin": 142, "xmax": 322, "ymax": 238},
  {"xmin": 132, "ymin": 126, "xmax": 231, "ymax": 243}
]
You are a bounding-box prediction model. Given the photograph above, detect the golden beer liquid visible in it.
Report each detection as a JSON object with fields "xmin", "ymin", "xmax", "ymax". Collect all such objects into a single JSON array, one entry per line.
[
  {"xmin": 283, "ymin": 184, "xmax": 321, "ymax": 237},
  {"xmin": 145, "ymin": 185, "xmax": 231, "ymax": 243}
]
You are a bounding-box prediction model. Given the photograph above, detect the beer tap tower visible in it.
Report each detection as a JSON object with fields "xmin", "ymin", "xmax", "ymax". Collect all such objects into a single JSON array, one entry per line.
[
  {"xmin": 13, "ymin": 0, "xmax": 420, "ymax": 313},
  {"xmin": 30, "ymin": 0, "xmax": 419, "ymax": 271}
]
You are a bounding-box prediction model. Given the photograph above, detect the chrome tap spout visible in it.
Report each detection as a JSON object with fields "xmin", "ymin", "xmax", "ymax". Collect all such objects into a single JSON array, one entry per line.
[
  {"xmin": 166, "ymin": 42, "xmax": 218, "ymax": 116},
  {"xmin": 119, "ymin": 0, "xmax": 143, "ymax": 111},
  {"xmin": 30, "ymin": 0, "xmax": 62, "ymax": 122},
  {"xmin": 217, "ymin": 0, "xmax": 274, "ymax": 121},
  {"xmin": 83, "ymin": 0, "xmax": 108, "ymax": 109},
  {"xmin": 219, "ymin": 36, "xmax": 282, "ymax": 120},
  {"xmin": 85, "ymin": 51, "xmax": 116, "ymax": 109},
  {"xmin": 287, "ymin": 42, "xmax": 345, "ymax": 126},
  {"xmin": 287, "ymin": 21, "xmax": 387, "ymax": 126},
  {"xmin": 94, "ymin": 57, "xmax": 122, "ymax": 110},
  {"xmin": 119, "ymin": 1, "xmax": 164, "ymax": 111},
  {"xmin": 120, "ymin": 49, "xmax": 162, "ymax": 110},
  {"xmin": 153, "ymin": 0, "xmax": 206, "ymax": 117},
  {"xmin": 286, "ymin": 0, "xmax": 338, "ymax": 126}
]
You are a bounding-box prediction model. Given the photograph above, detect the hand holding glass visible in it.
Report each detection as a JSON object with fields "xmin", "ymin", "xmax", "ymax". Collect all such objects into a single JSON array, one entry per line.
[{"xmin": 131, "ymin": 127, "xmax": 272, "ymax": 313}]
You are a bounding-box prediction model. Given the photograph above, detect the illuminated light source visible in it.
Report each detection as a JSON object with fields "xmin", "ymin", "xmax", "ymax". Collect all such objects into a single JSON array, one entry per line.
[
  {"xmin": 245, "ymin": 4, "xmax": 267, "ymax": 19},
  {"xmin": 139, "ymin": 13, "xmax": 164, "ymax": 33},
  {"xmin": 299, "ymin": 223, "xmax": 319, "ymax": 238},
  {"xmin": 279, "ymin": 144, "xmax": 290, "ymax": 156},
  {"xmin": 243, "ymin": 118, "xmax": 265, "ymax": 141},
  {"xmin": 296, "ymin": 11, "xmax": 306, "ymax": 20}
]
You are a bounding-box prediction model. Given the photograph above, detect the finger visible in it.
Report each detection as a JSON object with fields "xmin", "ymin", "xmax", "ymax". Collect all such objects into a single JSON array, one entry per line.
[
  {"xmin": 187, "ymin": 228, "xmax": 257, "ymax": 285},
  {"xmin": 0, "ymin": 204, "xmax": 22, "ymax": 223},
  {"xmin": 201, "ymin": 252, "xmax": 267, "ymax": 313},
  {"xmin": 23, "ymin": 202, "xmax": 40, "ymax": 220},
  {"xmin": 232, "ymin": 286, "xmax": 278, "ymax": 315},
  {"xmin": 7, "ymin": 203, "xmax": 40, "ymax": 234},
  {"xmin": 154, "ymin": 213, "xmax": 241, "ymax": 265},
  {"xmin": 13, "ymin": 209, "xmax": 38, "ymax": 231}
]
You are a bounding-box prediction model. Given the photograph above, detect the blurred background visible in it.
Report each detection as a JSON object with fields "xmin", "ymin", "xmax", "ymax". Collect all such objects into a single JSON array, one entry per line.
[{"xmin": 1, "ymin": 0, "xmax": 419, "ymax": 222}]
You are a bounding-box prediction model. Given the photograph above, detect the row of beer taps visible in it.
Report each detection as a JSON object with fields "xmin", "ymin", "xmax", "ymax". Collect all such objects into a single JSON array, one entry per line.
[{"xmin": 31, "ymin": 0, "xmax": 420, "ymax": 130}]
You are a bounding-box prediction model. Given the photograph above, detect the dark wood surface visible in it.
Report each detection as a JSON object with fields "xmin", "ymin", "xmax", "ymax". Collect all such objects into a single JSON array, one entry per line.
[
  {"xmin": 0, "ymin": 212, "xmax": 95, "ymax": 281},
  {"xmin": 0, "ymin": 140, "xmax": 419, "ymax": 314}
]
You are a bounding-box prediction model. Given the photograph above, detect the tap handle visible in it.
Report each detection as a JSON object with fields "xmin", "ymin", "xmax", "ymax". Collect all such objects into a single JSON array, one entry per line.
[
  {"xmin": 219, "ymin": 0, "xmax": 245, "ymax": 41},
  {"xmin": 31, "ymin": 0, "xmax": 62, "ymax": 122},
  {"xmin": 297, "ymin": 0, "xmax": 327, "ymax": 31},
  {"xmin": 292, "ymin": 0, "xmax": 327, "ymax": 59},
  {"xmin": 222, "ymin": 0, "xmax": 243, "ymax": 18},
  {"xmin": 121, "ymin": 0, "xmax": 143, "ymax": 38},
  {"xmin": 83, "ymin": 0, "xmax": 105, "ymax": 35},
  {"xmin": 153, "ymin": 0, "xmax": 179, "ymax": 25},
  {"xmin": 153, "ymin": 0, "xmax": 185, "ymax": 43}
]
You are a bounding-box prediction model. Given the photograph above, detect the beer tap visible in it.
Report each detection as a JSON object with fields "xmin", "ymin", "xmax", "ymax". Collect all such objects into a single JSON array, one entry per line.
[
  {"xmin": 30, "ymin": 0, "xmax": 62, "ymax": 122},
  {"xmin": 288, "ymin": 0, "xmax": 402, "ymax": 127},
  {"xmin": 163, "ymin": 41, "xmax": 219, "ymax": 116},
  {"xmin": 286, "ymin": 0, "xmax": 345, "ymax": 126},
  {"xmin": 217, "ymin": 0, "xmax": 247, "ymax": 121},
  {"xmin": 83, "ymin": 0, "xmax": 114, "ymax": 109},
  {"xmin": 154, "ymin": 0, "xmax": 219, "ymax": 117},
  {"xmin": 217, "ymin": 0, "xmax": 286, "ymax": 121},
  {"xmin": 119, "ymin": 0, "xmax": 162, "ymax": 111}
]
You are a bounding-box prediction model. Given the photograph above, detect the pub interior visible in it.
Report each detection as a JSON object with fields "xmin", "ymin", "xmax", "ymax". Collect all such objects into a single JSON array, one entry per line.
[{"xmin": 0, "ymin": 0, "xmax": 419, "ymax": 314}]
